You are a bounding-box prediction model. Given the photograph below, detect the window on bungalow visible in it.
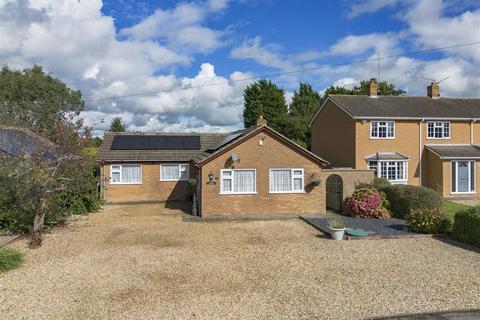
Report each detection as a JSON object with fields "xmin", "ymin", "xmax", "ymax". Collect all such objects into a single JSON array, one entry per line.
[
  {"xmin": 370, "ymin": 121, "xmax": 395, "ymax": 139},
  {"xmin": 269, "ymin": 169, "xmax": 304, "ymax": 193},
  {"xmin": 160, "ymin": 164, "xmax": 189, "ymax": 181},
  {"xmin": 427, "ymin": 122, "xmax": 450, "ymax": 139},
  {"xmin": 220, "ymin": 169, "xmax": 256, "ymax": 194},
  {"xmin": 110, "ymin": 164, "xmax": 142, "ymax": 184}
]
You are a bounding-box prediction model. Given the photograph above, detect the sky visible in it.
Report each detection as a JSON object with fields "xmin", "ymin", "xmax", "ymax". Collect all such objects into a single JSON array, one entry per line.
[{"xmin": 0, "ymin": 0, "xmax": 479, "ymax": 136}]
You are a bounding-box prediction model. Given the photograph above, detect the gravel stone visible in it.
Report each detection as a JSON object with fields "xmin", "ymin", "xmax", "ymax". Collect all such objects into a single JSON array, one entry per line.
[{"xmin": 0, "ymin": 203, "xmax": 479, "ymax": 320}]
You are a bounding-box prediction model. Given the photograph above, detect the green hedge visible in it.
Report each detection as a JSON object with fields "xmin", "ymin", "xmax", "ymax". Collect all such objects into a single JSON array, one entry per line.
[
  {"xmin": 380, "ymin": 185, "xmax": 442, "ymax": 219},
  {"xmin": 453, "ymin": 207, "xmax": 480, "ymax": 247}
]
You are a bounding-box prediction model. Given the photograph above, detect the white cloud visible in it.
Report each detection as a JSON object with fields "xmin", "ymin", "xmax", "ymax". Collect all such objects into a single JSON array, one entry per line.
[
  {"xmin": 230, "ymin": 36, "xmax": 297, "ymax": 71},
  {"xmin": 403, "ymin": 0, "xmax": 480, "ymax": 62},
  {"xmin": 328, "ymin": 32, "xmax": 402, "ymax": 56},
  {"xmin": 0, "ymin": 0, "xmax": 245, "ymax": 136},
  {"xmin": 347, "ymin": 0, "xmax": 400, "ymax": 18},
  {"xmin": 120, "ymin": 1, "xmax": 226, "ymax": 53}
]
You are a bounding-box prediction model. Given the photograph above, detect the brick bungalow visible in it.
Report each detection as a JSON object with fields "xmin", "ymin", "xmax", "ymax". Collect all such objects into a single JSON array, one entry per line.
[{"xmin": 97, "ymin": 117, "xmax": 372, "ymax": 217}]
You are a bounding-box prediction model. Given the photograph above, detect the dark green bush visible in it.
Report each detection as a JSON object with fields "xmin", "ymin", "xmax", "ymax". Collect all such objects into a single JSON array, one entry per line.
[
  {"xmin": 372, "ymin": 177, "xmax": 391, "ymax": 189},
  {"xmin": 380, "ymin": 185, "xmax": 442, "ymax": 219},
  {"xmin": 406, "ymin": 208, "xmax": 451, "ymax": 234},
  {"xmin": 0, "ymin": 158, "xmax": 101, "ymax": 233},
  {"xmin": 0, "ymin": 247, "xmax": 23, "ymax": 273},
  {"xmin": 453, "ymin": 207, "xmax": 480, "ymax": 247}
]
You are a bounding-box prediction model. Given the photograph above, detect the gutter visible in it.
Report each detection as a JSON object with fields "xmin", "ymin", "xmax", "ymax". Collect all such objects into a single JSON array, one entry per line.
[
  {"xmin": 419, "ymin": 118, "xmax": 425, "ymax": 186},
  {"xmin": 471, "ymin": 119, "xmax": 478, "ymax": 144}
]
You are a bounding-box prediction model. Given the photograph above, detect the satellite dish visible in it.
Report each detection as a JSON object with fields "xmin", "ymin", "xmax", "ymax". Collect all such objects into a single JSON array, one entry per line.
[{"xmin": 231, "ymin": 151, "xmax": 238, "ymax": 162}]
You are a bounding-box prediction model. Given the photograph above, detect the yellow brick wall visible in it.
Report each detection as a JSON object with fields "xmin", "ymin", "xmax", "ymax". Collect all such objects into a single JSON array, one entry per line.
[
  {"xmin": 199, "ymin": 130, "xmax": 326, "ymax": 216},
  {"xmin": 101, "ymin": 162, "xmax": 195, "ymax": 203},
  {"xmin": 311, "ymin": 100, "xmax": 356, "ymax": 167},
  {"xmin": 355, "ymin": 120, "xmax": 474, "ymax": 187}
]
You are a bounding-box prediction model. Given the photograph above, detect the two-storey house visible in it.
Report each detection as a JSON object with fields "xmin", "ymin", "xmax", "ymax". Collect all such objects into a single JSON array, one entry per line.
[{"xmin": 310, "ymin": 80, "xmax": 480, "ymax": 200}]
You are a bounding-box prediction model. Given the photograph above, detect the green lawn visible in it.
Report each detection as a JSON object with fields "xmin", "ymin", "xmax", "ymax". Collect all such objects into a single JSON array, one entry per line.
[
  {"xmin": 442, "ymin": 200, "xmax": 471, "ymax": 222},
  {"xmin": 0, "ymin": 247, "xmax": 23, "ymax": 273}
]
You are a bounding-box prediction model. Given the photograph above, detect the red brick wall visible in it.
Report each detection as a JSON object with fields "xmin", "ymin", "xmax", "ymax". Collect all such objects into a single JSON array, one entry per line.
[
  {"xmin": 101, "ymin": 162, "xmax": 195, "ymax": 203},
  {"xmin": 199, "ymin": 130, "xmax": 326, "ymax": 216}
]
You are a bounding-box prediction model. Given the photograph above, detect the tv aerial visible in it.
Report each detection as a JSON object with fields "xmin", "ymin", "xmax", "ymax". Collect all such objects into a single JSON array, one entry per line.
[{"xmin": 421, "ymin": 76, "xmax": 450, "ymax": 84}]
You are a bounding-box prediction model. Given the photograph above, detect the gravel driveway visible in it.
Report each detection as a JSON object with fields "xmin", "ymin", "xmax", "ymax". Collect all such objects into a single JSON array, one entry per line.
[{"xmin": 1, "ymin": 203, "xmax": 479, "ymax": 320}]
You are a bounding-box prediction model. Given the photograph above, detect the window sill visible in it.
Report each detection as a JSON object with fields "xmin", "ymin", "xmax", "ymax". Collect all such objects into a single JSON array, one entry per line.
[
  {"xmin": 426, "ymin": 137, "xmax": 451, "ymax": 140},
  {"xmin": 110, "ymin": 182, "xmax": 143, "ymax": 185},
  {"xmin": 220, "ymin": 192, "xmax": 257, "ymax": 195},
  {"xmin": 369, "ymin": 137, "xmax": 396, "ymax": 140},
  {"xmin": 269, "ymin": 191, "xmax": 306, "ymax": 194},
  {"xmin": 389, "ymin": 180, "xmax": 408, "ymax": 185},
  {"xmin": 451, "ymin": 191, "xmax": 476, "ymax": 195},
  {"xmin": 159, "ymin": 179, "xmax": 189, "ymax": 182}
]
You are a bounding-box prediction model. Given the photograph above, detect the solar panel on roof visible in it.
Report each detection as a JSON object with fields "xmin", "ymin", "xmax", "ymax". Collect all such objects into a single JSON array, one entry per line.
[
  {"xmin": 110, "ymin": 135, "xmax": 201, "ymax": 150},
  {"xmin": 206, "ymin": 132, "xmax": 243, "ymax": 151}
]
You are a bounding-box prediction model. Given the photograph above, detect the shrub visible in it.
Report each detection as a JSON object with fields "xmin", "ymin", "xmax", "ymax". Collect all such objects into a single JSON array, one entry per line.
[
  {"xmin": 344, "ymin": 188, "xmax": 391, "ymax": 219},
  {"xmin": 355, "ymin": 177, "xmax": 390, "ymax": 193},
  {"xmin": 0, "ymin": 157, "xmax": 102, "ymax": 234},
  {"xmin": 406, "ymin": 208, "xmax": 451, "ymax": 234},
  {"xmin": 453, "ymin": 207, "xmax": 480, "ymax": 247},
  {"xmin": 373, "ymin": 177, "xmax": 391, "ymax": 189},
  {"xmin": 0, "ymin": 247, "xmax": 23, "ymax": 273},
  {"xmin": 381, "ymin": 185, "xmax": 442, "ymax": 219}
]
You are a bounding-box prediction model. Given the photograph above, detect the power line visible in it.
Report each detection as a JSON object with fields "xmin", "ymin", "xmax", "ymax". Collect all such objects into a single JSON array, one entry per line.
[{"xmin": 87, "ymin": 41, "xmax": 480, "ymax": 103}]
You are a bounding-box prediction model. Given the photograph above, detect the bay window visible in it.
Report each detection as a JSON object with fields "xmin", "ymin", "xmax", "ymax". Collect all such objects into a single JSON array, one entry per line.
[
  {"xmin": 220, "ymin": 169, "xmax": 256, "ymax": 194},
  {"xmin": 371, "ymin": 121, "xmax": 395, "ymax": 139},
  {"xmin": 160, "ymin": 164, "xmax": 189, "ymax": 181},
  {"xmin": 269, "ymin": 169, "xmax": 304, "ymax": 193},
  {"xmin": 452, "ymin": 160, "xmax": 475, "ymax": 193},
  {"xmin": 368, "ymin": 160, "xmax": 408, "ymax": 183},
  {"xmin": 427, "ymin": 122, "xmax": 450, "ymax": 139},
  {"xmin": 110, "ymin": 164, "xmax": 142, "ymax": 184}
]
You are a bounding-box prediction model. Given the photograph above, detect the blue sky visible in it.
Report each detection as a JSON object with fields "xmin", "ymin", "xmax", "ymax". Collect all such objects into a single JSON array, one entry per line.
[{"xmin": 0, "ymin": 0, "xmax": 479, "ymax": 134}]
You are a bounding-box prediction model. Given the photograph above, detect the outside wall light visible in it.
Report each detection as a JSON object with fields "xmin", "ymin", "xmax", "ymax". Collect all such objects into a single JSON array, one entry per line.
[{"xmin": 207, "ymin": 172, "xmax": 216, "ymax": 185}]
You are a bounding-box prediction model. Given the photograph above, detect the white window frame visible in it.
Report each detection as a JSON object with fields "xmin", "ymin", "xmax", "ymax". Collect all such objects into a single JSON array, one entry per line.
[
  {"xmin": 220, "ymin": 169, "xmax": 257, "ymax": 195},
  {"xmin": 368, "ymin": 160, "xmax": 408, "ymax": 184},
  {"xmin": 370, "ymin": 121, "xmax": 395, "ymax": 139},
  {"xmin": 269, "ymin": 168, "xmax": 305, "ymax": 194},
  {"xmin": 427, "ymin": 121, "xmax": 450, "ymax": 139},
  {"xmin": 451, "ymin": 160, "xmax": 476, "ymax": 194},
  {"xmin": 110, "ymin": 164, "xmax": 142, "ymax": 185},
  {"xmin": 160, "ymin": 163, "xmax": 190, "ymax": 181}
]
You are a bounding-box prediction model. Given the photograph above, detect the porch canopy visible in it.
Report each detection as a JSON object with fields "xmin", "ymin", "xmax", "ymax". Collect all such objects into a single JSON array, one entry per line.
[
  {"xmin": 365, "ymin": 152, "xmax": 410, "ymax": 161},
  {"xmin": 426, "ymin": 145, "xmax": 480, "ymax": 159}
]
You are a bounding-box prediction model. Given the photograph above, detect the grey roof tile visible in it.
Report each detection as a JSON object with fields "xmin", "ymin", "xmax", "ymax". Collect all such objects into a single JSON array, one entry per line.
[
  {"xmin": 329, "ymin": 95, "xmax": 480, "ymax": 119},
  {"xmin": 426, "ymin": 144, "xmax": 480, "ymax": 159}
]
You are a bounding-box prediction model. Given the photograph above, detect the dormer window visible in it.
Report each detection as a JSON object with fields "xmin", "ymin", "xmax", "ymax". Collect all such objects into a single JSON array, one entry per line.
[
  {"xmin": 370, "ymin": 121, "xmax": 395, "ymax": 139},
  {"xmin": 427, "ymin": 121, "xmax": 450, "ymax": 139}
]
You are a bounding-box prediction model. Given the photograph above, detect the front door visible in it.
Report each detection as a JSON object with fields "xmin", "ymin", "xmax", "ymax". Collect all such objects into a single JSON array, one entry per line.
[{"xmin": 458, "ymin": 161, "xmax": 469, "ymax": 193}]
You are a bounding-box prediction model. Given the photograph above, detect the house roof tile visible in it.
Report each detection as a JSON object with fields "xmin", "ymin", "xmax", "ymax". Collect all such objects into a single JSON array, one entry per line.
[
  {"xmin": 426, "ymin": 144, "xmax": 480, "ymax": 159},
  {"xmin": 327, "ymin": 95, "xmax": 480, "ymax": 119}
]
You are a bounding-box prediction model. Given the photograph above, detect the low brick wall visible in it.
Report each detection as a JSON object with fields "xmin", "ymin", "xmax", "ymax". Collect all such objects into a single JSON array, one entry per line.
[{"xmin": 321, "ymin": 168, "xmax": 374, "ymax": 201}]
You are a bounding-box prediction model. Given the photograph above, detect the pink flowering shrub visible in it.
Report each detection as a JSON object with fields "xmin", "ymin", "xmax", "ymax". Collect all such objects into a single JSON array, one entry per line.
[{"xmin": 344, "ymin": 188, "xmax": 391, "ymax": 219}]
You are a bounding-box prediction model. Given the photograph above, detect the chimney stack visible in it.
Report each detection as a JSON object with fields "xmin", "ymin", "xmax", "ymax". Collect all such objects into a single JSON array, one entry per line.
[
  {"xmin": 427, "ymin": 81, "xmax": 440, "ymax": 98},
  {"xmin": 368, "ymin": 78, "xmax": 378, "ymax": 98},
  {"xmin": 256, "ymin": 114, "xmax": 267, "ymax": 126}
]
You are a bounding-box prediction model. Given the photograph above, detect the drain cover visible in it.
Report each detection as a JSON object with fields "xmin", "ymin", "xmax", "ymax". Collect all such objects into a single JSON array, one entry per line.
[{"xmin": 345, "ymin": 229, "xmax": 369, "ymax": 237}]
